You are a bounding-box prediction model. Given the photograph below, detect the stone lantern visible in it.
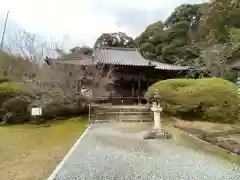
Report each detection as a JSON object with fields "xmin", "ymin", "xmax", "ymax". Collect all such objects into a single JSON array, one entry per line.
[{"xmin": 151, "ymin": 89, "xmax": 163, "ymax": 132}]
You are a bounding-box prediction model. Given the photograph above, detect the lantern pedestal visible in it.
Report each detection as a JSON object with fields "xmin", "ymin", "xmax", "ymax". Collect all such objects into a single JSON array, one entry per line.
[
  {"xmin": 151, "ymin": 102, "xmax": 163, "ymax": 132},
  {"xmin": 142, "ymin": 89, "xmax": 172, "ymax": 140}
]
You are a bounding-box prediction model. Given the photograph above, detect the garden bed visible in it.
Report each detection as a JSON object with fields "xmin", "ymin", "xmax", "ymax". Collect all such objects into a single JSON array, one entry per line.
[{"xmin": 171, "ymin": 119, "xmax": 240, "ymax": 155}]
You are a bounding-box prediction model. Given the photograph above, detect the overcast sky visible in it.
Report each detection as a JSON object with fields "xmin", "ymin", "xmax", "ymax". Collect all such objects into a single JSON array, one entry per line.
[{"xmin": 0, "ymin": 0, "xmax": 205, "ymax": 47}]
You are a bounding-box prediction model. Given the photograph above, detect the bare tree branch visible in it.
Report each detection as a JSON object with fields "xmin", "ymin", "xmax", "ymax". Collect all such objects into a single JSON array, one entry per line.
[
  {"xmin": 1, "ymin": 30, "xmax": 116, "ymax": 107},
  {"xmin": 183, "ymin": 43, "xmax": 239, "ymax": 78},
  {"xmin": 11, "ymin": 30, "xmax": 45, "ymax": 65},
  {"xmin": 23, "ymin": 60, "xmax": 116, "ymax": 106}
]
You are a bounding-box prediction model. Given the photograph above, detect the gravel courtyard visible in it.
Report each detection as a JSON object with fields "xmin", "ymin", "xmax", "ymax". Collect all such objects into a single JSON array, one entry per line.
[{"xmin": 49, "ymin": 123, "xmax": 240, "ymax": 180}]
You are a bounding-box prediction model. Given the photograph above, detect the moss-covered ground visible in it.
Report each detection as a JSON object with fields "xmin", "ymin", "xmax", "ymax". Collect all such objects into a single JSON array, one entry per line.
[{"xmin": 0, "ymin": 117, "xmax": 88, "ymax": 180}]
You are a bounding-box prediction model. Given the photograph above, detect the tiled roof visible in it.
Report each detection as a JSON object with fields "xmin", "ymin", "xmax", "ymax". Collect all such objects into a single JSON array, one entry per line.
[
  {"xmin": 63, "ymin": 47, "xmax": 151, "ymax": 66},
  {"xmin": 55, "ymin": 47, "xmax": 189, "ymax": 71},
  {"xmin": 55, "ymin": 55, "xmax": 94, "ymax": 65},
  {"xmin": 93, "ymin": 47, "xmax": 151, "ymax": 66},
  {"xmin": 150, "ymin": 60, "xmax": 189, "ymax": 71}
]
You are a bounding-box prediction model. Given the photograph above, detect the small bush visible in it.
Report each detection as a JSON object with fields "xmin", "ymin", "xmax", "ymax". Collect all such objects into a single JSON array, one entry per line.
[
  {"xmin": 0, "ymin": 80, "xmax": 89, "ymax": 123},
  {"xmin": 0, "ymin": 82, "xmax": 26, "ymax": 122},
  {"xmin": 225, "ymin": 71, "xmax": 238, "ymax": 83},
  {"xmin": 0, "ymin": 77, "xmax": 10, "ymax": 84},
  {"xmin": 0, "ymin": 82, "xmax": 23, "ymax": 109},
  {"xmin": 2, "ymin": 95, "xmax": 32, "ymax": 123},
  {"xmin": 148, "ymin": 78, "xmax": 239, "ymax": 123},
  {"xmin": 0, "ymin": 82, "xmax": 22, "ymax": 91},
  {"xmin": 41, "ymin": 101, "xmax": 87, "ymax": 120}
]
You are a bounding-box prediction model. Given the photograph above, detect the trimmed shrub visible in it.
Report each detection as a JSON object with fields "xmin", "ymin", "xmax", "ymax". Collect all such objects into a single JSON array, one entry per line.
[
  {"xmin": 0, "ymin": 82, "xmax": 23, "ymax": 108},
  {"xmin": 0, "ymin": 79, "xmax": 88, "ymax": 123},
  {"xmin": 225, "ymin": 71, "xmax": 238, "ymax": 83},
  {"xmin": 2, "ymin": 95, "xmax": 32, "ymax": 123},
  {"xmin": 1, "ymin": 98, "xmax": 87, "ymax": 124},
  {"xmin": 41, "ymin": 101, "xmax": 87, "ymax": 120},
  {"xmin": 148, "ymin": 78, "xmax": 239, "ymax": 123},
  {"xmin": 0, "ymin": 77, "xmax": 10, "ymax": 84},
  {"xmin": 0, "ymin": 82, "xmax": 22, "ymax": 90},
  {"xmin": 0, "ymin": 82, "xmax": 32, "ymax": 123}
]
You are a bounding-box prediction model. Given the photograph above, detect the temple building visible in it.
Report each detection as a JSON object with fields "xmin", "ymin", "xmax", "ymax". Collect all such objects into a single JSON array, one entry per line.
[{"xmin": 50, "ymin": 46, "xmax": 188, "ymax": 105}]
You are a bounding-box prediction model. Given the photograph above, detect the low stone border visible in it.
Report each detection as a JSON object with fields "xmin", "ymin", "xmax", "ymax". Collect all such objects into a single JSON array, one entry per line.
[
  {"xmin": 169, "ymin": 124, "xmax": 239, "ymax": 156},
  {"xmin": 47, "ymin": 124, "xmax": 92, "ymax": 180}
]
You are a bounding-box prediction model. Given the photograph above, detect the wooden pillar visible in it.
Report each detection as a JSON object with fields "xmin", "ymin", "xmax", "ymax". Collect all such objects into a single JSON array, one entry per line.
[
  {"xmin": 131, "ymin": 78, "xmax": 134, "ymax": 98},
  {"xmin": 138, "ymin": 76, "xmax": 141, "ymax": 104},
  {"xmin": 146, "ymin": 81, "xmax": 149, "ymax": 105}
]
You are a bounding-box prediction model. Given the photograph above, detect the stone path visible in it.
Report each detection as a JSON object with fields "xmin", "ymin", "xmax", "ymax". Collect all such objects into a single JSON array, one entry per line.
[{"xmin": 49, "ymin": 123, "xmax": 240, "ymax": 180}]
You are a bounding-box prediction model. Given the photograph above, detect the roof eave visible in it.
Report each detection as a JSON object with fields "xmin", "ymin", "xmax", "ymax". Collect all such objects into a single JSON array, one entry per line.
[{"xmin": 155, "ymin": 68, "xmax": 189, "ymax": 71}]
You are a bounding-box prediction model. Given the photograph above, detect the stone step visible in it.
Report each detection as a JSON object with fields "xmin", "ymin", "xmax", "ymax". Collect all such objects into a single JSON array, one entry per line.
[
  {"xmin": 91, "ymin": 105, "xmax": 150, "ymax": 113},
  {"xmin": 90, "ymin": 105, "xmax": 152, "ymax": 123},
  {"xmin": 95, "ymin": 111, "xmax": 151, "ymax": 115},
  {"xmin": 91, "ymin": 114, "xmax": 152, "ymax": 123},
  {"xmin": 92, "ymin": 119, "xmax": 152, "ymax": 123},
  {"xmin": 92, "ymin": 114, "xmax": 152, "ymax": 119},
  {"xmin": 93, "ymin": 110, "xmax": 150, "ymax": 114}
]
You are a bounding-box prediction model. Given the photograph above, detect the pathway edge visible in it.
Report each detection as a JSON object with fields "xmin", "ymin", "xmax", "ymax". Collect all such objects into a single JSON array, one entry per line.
[{"xmin": 47, "ymin": 124, "xmax": 92, "ymax": 180}]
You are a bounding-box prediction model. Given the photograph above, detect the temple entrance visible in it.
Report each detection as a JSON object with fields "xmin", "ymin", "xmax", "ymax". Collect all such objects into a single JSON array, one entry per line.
[{"xmin": 109, "ymin": 74, "xmax": 150, "ymax": 105}]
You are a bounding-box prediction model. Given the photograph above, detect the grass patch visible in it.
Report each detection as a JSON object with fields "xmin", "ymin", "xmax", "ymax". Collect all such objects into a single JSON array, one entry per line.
[{"xmin": 0, "ymin": 117, "xmax": 88, "ymax": 180}]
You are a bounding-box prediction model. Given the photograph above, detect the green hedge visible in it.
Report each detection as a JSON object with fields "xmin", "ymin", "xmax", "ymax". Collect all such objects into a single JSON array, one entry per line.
[
  {"xmin": 0, "ymin": 82, "xmax": 22, "ymax": 90},
  {"xmin": 0, "ymin": 82, "xmax": 29, "ymax": 123},
  {"xmin": 40, "ymin": 101, "xmax": 87, "ymax": 120},
  {"xmin": 0, "ymin": 77, "xmax": 10, "ymax": 84},
  {"xmin": 2, "ymin": 95, "xmax": 32, "ymax": 123},
  {"xmin": 148, "ymin": 78, "xmax": 239, "ymax": 123},
  {"xmin": 0, "ymin": 78, "xmax": 88, "ymax": 124},
  {"xmin": 0, "ymin": 82, "xmax": 23, "ymax": 107}
]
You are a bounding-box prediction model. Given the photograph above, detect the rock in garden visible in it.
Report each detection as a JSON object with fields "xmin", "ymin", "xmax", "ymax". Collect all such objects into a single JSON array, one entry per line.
[
  {"xmin": 143, "ymin": 131, "xmax": 157, "ymax": 140},
  {"xmin": 233, "ymin": 147, "xmax": 240, "ymax": 155}
]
